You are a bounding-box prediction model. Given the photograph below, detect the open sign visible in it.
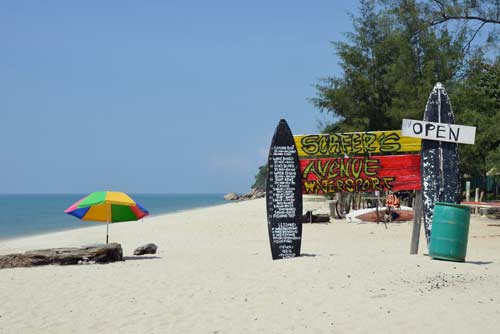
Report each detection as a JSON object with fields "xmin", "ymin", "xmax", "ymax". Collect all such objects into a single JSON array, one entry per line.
[{"xmin": 401, "ymin": 119, "xmax": 476, "ymax": 145}]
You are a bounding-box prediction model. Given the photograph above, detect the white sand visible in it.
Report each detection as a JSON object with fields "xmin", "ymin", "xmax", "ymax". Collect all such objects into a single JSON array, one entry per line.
[{"xmin": 1, "ymin": 198, "xmax": 499, "ymax": 333}]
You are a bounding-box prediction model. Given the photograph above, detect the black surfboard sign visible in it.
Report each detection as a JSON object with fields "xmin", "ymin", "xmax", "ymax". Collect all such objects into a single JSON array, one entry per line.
[
  {"xmin": 421, "ymin": 83, "xmax": 460, "ymax": 245},
  {"xmin": 266, "ymin": 119, "xmax": 303, "ymax": 260}
]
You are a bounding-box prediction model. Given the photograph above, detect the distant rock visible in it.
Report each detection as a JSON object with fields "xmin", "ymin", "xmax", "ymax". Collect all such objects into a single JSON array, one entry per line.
[
  {"xmin": 224, "ymin": 189, "xmax": 265, "ymax": 201},
  {"xmin": 250, "ymin": 189, "xmax": 265, "ymax": 200},
  {"xmin": 243, "ymin": 188, "xmax": 265, "ymax": 200},
  {"xmin": 133, "ymin": 243, "xmax": 158, "ymax": 256},
  {"xmin": 224, "ymin": 192, "xmax": 240, "ymax": 200}
]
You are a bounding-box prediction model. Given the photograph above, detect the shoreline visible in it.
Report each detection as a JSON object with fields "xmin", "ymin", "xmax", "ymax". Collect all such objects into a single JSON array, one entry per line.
[
  {"xmin": 0, "ymin": 200, "xmax": 234, "ymax": 253},
  {"xmin": 0, "ymin": 195, "xmax": 229, "ymax": 243}
]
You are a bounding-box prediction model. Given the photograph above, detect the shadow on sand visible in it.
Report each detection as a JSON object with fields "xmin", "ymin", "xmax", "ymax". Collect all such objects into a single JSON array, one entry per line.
[
  {"xmin": 424, "ymin": 255, "xmax": 493, "ymax": 265},
  {"xmin": 123, "ymin": 256, "xmax": 161, "ymax": 261},
  {"xmin": 300, "ymin": 253, "xmax": 317, "ymax": 257},
  {"xmin": 465, "ymin": 260, "xmax": 493, "ymax": 265},
  {"xmin": 423, "ymin": 254, "xmax": 493, "ymax": 265}
]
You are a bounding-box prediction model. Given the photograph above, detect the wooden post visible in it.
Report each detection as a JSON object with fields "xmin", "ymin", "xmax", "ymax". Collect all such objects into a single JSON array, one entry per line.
[
  {"xmin": 410, "ymin": 190, "xmax": 423, "ymax": 254},
  {"xmin": 328, "ymin": 200, "xmax": 338, "ymax": 219},
  {"xmin": 465, "ymin": 181, "xmax": 470, "ymax": 202},
  {"xmin": 346, "ymin": 193, "xmax": 352, "ymax": 213},
  {"xmin": 106, "ymin": 203, "xmax": 111, "ymax": 244},
  {"xmin": 475, "ymin": 188, "xmax": 479, "ymax": 214}
]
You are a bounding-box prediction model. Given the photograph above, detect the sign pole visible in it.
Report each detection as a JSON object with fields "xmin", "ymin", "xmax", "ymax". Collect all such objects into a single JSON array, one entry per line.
[
  {"xmin": 475, "ymin": 188, "xmax": 480, "ymax": 214},
  {"xmin": 466, "ymin": 181, "xmax": 470, "ymax": 202},
  {"xmin": 410, "ymin": 190, "xmax": 423, "ymax": 254}
]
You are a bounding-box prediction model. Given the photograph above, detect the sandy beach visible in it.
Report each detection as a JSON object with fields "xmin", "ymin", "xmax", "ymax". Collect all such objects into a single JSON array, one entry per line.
[{"xmin": 1, "ymin": 198, "xmax": 499, "ymax": 333}]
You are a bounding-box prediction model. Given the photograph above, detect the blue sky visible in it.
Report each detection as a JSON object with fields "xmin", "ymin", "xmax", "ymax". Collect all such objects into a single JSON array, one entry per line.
[{"xmin": 0, "ymin": 1, "xmax": 356, "ymax": 194}]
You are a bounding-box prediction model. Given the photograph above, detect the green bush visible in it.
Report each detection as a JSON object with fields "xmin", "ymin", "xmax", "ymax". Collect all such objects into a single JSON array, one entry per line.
[{"xmin": 252, "ymin": 164, "xmax": 267, "ymax": 191}]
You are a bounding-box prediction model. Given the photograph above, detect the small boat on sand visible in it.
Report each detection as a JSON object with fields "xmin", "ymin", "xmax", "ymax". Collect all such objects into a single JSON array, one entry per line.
[{"xmin": 347, "ymin": 206, "xmax": 414, "ymax": 223}]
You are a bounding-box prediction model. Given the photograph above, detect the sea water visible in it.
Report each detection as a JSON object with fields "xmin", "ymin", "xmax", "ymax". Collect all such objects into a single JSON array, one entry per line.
[{"xmin": 0, "ymin": 194, "xmax": 226, "ymax": 240}]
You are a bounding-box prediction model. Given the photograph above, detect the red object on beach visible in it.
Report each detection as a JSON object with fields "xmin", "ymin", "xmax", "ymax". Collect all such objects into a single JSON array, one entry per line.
[{"xmin": 355, "ymin": 209, "xmax": 415, "ymax": 223}]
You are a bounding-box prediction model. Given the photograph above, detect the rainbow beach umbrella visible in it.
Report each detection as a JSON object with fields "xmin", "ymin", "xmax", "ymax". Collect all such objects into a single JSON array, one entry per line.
[{"xmin": 64, "ymin": 191, "xmax": 149, "ymax": 243}]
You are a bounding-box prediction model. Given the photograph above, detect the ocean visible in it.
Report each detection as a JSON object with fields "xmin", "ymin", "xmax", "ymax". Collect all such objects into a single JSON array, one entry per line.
[{"xmin": 0, "ymin": 194, "xmax": 226, "ymax": 241}]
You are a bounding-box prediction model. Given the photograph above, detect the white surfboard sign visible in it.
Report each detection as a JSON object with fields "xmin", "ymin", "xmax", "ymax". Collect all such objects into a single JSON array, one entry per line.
[{"xmin": 401, "ymin": 119, "xmax": 476, "ymax": 145}]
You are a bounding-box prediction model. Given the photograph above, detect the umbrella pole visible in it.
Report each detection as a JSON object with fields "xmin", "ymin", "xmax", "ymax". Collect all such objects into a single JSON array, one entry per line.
[{"xmin": 106, "ymin": 203, "xmax": 111, "ymax": 244}]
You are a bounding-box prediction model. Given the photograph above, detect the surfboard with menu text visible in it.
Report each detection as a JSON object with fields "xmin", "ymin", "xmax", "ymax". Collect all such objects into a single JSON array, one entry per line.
[{"xmin": 266, "ymin": 119, "xmax": 303, "ymax": 260}]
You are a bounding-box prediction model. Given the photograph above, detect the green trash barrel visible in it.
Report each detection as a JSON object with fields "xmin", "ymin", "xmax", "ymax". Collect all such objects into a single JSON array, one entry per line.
[{"xmin": 429, "ymin": 202, "xmax": 471, "ymax": 262}]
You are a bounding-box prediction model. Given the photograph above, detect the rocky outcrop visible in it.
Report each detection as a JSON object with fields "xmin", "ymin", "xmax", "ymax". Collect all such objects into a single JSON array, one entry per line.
[
  {"xmin": 224, "ymin": 189, "xmax": 265, "ymax": 201},
  {"xmin": 0, "ymin": 243, "xmax": 123, "ymax": 269},
  {"xmin": 241, "ymin": 188, "xmax": 266, "ymax": 200},
  {"xmin": 224, "ymin": 192, "xmax": 239, "ymax": 200},
  {"xmin": 133, "ymin": 243, "xmax": 158, "ymax": 255}
]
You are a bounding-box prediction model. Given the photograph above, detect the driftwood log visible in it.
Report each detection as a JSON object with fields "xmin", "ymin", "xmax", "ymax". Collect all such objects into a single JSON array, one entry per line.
[{"xmin": 0, "ymin": 243, "xmax": 123, "ymax": 269}]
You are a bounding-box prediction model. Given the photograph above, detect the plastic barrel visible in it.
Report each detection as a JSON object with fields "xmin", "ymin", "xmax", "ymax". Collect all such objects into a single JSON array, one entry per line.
[{"xmin": 429, "ymin": 202, "xmax": 471, "ymax": 262}]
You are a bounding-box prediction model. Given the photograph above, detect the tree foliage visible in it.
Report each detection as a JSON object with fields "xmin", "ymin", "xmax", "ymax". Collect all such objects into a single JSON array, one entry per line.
[
  {"xmin": 310, "ymin": 0, "xmax": 500, "ymax": 183},
  {"xmin": 423, "ymin": 0, "xmax": 500, "ymax": 64},
  {"xmin": 251, "ymin": 164, "xmax": 268, "ymax": 191},
  {"xmin": 426, "ymin": 0, "xmax": 500, "ymax": 27},
  {"xmin": 311, "ymin": 0, "xmax": 466, "ymax": 133},
  {"xmin": 454, "ymin": 56, "xmax": 500, "ymax": 176}
]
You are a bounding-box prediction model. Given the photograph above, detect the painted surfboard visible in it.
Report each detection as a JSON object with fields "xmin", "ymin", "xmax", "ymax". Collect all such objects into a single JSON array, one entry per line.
[
  {"xmin": 266, "ymin": 119, "xmax": 303, "ymax": 260},
  {"xmin": 421, "ymin": 83, "xmax": 460, "ymax": 246}
]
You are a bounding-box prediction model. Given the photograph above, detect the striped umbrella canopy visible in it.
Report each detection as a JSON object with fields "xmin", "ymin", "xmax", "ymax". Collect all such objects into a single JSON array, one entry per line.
[{"xmin": 64, "ymin": 191, "xmax": 149, "ymax": 243}]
